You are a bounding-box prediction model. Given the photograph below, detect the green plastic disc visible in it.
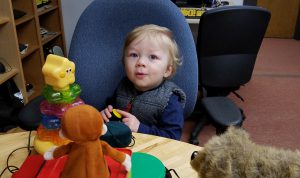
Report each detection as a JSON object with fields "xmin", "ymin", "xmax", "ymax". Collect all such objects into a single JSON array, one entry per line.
[{"xmin": 129, "ymin": 152, "xmax": 165, "ymax": 178}]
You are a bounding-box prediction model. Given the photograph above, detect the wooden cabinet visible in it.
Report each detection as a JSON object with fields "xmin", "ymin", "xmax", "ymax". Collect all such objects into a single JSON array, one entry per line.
[
  {"xmin": 38, "ymin": 1, "xmax": 65, "ymax": 48},
  {"xmin": 0, "ymin": 0, "xmax": 27, "ymax": 102},
  {"xmin": 13, "ymin": 0, "xmax": 44, "ymax": 102},
  {"xmin": 0, "ymin": 0, "xmax": 66, "ymax": 104},
  {"xmin": 258, "ymin": 0, "xmax": 300, "ymax": 38}
]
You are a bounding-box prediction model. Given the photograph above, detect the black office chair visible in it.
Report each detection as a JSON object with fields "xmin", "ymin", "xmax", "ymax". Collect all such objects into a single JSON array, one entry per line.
[{"xmin": 189, "ymin": 5, "xmax": 271, "ymax": 145}]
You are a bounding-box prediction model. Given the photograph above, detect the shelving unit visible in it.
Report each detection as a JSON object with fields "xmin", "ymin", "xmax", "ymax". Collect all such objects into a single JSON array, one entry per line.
[
  {"xmin": 37, "ymin": 1, "xmax": 66, "ymax": 98},
  {"xmin": 0, "ymin": 0, "xmax": 66, "ymax": 103},
  {"xmin": 0, "ymin": 17, "xmax": 9, "ymax": 24},
  {"xmin": 0, "ymin": 0, "xmax": 27, "ymax": 102}
]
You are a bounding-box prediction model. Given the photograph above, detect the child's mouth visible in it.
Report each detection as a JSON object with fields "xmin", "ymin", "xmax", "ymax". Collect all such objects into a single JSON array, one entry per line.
[{"xmin": 136, "ymin": 72, "xmax": 146, "ymax": 78}]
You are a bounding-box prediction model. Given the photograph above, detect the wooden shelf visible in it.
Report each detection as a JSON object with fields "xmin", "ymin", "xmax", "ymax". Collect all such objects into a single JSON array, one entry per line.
[
  {"xmin": 0, "ymin": 17, "xmax": 9, "ymax": 25},
  {"xmin": 28, "ymin": 83, "xmax": 43, "ymax": 100},
  {"xmin": 0, "ymin": 68, "xmax": 18, "ymax": 85},
  {"xmin": 20, "ymin": 45, "xmax": 39, "ymax": 60},
  {"xmin": 15, "ymin": 14, "xmax": 34, "ymax": 26},
  {"xmin": 41, "ymin": 32, "xmax": 61, "ymax": 45},
  {"xmin": 38, "ymin": 5, "xmax": 59, "ymax": 16}
]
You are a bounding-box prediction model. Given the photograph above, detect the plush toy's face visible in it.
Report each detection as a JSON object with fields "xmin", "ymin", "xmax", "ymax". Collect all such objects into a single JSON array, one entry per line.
[
  {"xmin": 61, "ymin": 104, "xmax": 105, "ymax": 142},
  {"xmin": 191, "ymin": 149, "xmax": 232, "ymax": 178},
  {"xmin": 190, "ymin": 150, "xmax": 204, "ymax": 172},
  {"xmin": 42, "ymin": 54, "xmax": 75, "ymax": 91},
  {"xmin": 190, "ymin": 127, "xmax": 251, "ymax": 178}
]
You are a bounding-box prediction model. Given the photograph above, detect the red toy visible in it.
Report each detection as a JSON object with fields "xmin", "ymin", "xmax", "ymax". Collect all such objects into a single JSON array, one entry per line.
[{"xmin": 12, "ymin": 148, "xmax": 131, "ymax": 178}]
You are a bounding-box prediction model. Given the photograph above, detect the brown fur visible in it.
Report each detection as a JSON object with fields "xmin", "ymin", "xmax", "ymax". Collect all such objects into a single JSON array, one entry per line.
[
  {"xmin": 191, "ymin": 126, "xmax": 300, "ymax": 178},
  {"xmin": 53, "ymin": 104, "xmax": 126, "ymax": 178}
]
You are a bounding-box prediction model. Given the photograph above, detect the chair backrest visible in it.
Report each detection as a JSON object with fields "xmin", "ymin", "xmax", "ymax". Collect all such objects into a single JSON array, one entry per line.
[
  {"xmin": 197, "ymin": 5, "xmax": 270, "ymax": 89},
  {"xmin": 68, "ymin": 0, "xmax": 198, "ymax": 117}
]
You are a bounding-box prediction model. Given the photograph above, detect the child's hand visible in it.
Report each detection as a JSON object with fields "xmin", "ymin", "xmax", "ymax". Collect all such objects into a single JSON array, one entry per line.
[
  {"xmin": 116, "ymin": 109, "xmax": 140, "ymax": 132},
  {"xmin": 101, "ymin": 105, "xmax": 113, "ymax": 122}
]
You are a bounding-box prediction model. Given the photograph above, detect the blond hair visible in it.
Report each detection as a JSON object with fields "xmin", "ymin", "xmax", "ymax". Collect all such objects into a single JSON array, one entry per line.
[{"xmin": 122, "ymin": 24, "xmax": 182, "ymax": 78}]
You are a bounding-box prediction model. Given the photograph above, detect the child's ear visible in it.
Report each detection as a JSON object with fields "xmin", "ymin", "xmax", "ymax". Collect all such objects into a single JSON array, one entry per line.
[{"xmin": 164, "ymin": 65, "xmax": 173, "ymax": 78}]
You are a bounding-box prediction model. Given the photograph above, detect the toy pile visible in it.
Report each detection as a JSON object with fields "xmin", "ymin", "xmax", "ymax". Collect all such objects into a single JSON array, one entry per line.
[
  {"xmin": 13, "ymin": 54, "xmax": 171, "ymax": 178},
  {"xmin": 13, "ymin": 54, "xmax": 132, "ymax": 178},
  {"xmin": 34, "ymin": 54, "xmax": 84, "ymax": 154}
]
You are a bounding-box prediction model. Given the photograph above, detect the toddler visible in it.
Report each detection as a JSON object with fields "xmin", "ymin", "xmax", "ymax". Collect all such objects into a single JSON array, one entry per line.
[{"xmin": 101, "ymin": 24, "xmax": 186, "ymax": 140}]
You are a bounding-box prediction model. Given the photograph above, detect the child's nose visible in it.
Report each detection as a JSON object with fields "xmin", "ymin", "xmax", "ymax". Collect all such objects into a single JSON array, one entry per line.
[{"xmin": 136, "ymin": 56, "xmax": 147, "ymax": 67}]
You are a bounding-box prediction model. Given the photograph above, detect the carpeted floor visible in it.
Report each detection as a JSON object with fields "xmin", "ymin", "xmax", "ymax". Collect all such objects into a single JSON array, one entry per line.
[{"xmin": 181, "ymin": 38, "xmax": 300, "ymax": 150}]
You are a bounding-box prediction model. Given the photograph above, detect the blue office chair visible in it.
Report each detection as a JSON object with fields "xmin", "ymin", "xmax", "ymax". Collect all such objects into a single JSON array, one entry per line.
[
  {"xmin": 189, "ymin": 5, "xmax": 271, "ymax": 145},
  {"xmin": 18, "ymin": 0, "xmax": 198, "ymax": 131}
]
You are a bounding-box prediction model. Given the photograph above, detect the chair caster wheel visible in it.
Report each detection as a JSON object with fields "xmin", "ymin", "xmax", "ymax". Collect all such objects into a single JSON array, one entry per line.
[{"xmin": 189, "ymin": 139, "xmax": 199, "ymax": 145}]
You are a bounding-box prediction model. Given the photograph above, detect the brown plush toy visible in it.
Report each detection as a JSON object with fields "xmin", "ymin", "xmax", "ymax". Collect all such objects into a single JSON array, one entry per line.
[
  {"xmin": 191, "ymin": 126, "xmax": 300, "ymax": 178},
  {"xmin": 44, "ymin": 104, "xmax": 131, "ymax": 178}
]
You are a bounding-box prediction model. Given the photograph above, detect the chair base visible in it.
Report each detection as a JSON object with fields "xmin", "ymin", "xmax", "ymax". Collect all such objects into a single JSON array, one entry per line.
[
  {"xmin": 189, "ymin": 116, "xmax": 207, "ymax": 145},
  {"xmin": 189, "ymin": 96, "xmax": 245, "ymax": 145},
  {"xmin": 189, "ymin": 116, "xmax": 244, "ymax": 145}
]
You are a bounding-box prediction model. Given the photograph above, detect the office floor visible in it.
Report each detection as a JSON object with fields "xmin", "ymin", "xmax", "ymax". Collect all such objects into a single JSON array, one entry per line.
[{"xmin": 182, "ymin": 38, "xmax": 300, "ymax": 150}]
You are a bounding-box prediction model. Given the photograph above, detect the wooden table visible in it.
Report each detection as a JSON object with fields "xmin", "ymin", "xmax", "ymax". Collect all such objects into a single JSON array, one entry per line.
[{"xmin": 0, "ymin": 131, "xmax": 202, "ymax": 178}]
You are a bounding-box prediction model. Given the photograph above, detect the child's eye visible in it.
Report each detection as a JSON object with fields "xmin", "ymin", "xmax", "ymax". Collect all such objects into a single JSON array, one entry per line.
[
  {"xmin": 150, "ymin": 55, "xmax": 158, "ymax": 60},
  {"xmin": 129, "ymin": 53, "xmax": 138, "ymax": 58}
]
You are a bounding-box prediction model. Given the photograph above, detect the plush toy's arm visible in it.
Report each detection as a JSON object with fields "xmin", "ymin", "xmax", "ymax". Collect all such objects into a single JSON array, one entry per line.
[
  {"xmin": 53, "ymin": 143, "xmax": 73, "ymax": 158},
  {"xmin": 44, "ymin": 143, "xmax": 73, "ymax": 160},
  {"xmin": 101, "ymin": 141, "xmax": 131, "ymax": 171},
  {"xmin": 122, "ymin": 154, "xmax": 131, "ymax": 171},
  {"xmin": 44, "ymin": 146, "xmax": 58, "ymax": 160}
]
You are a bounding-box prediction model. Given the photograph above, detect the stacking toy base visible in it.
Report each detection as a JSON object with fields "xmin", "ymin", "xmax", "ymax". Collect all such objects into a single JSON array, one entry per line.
[
  {"xmin": 34, "ymin": 137, "xmax": 55, "ymax": 155},
  {"xmin": 34, "ymin": 137, "xmax": 70, "ymax": 155}
]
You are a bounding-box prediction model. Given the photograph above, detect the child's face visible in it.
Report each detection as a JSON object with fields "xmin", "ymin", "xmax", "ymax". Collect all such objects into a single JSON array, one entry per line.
[{"xmin": 124, "ymin": 36, "xmax": 172, "ymax": 91}]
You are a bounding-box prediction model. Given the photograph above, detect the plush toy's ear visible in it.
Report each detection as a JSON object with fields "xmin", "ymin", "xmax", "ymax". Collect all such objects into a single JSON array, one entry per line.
[
  {"xmin": 102, "ymin": 123, "xmax": 107, "ymax": 135},
  {"xmin": 227, "ymin": 126, "xmax": 249, "ymax": 140}
]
